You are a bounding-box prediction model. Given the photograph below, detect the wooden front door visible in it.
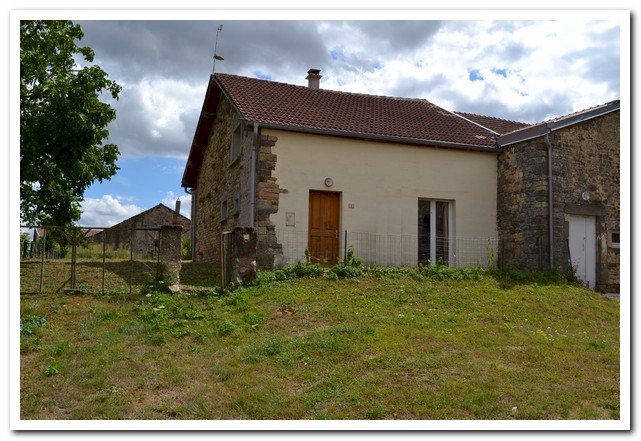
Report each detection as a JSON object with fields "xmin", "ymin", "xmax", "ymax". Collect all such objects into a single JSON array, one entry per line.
[{"xmin": 308, "ymin": 190, "xmax": 340, "ymax": 265}]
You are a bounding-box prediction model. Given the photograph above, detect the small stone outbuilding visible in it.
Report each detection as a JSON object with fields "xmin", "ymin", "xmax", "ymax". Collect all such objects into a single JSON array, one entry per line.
[
  {"xmin": 497, "ymin": 101, "xmax": 620, "ymax": 292},
  {"xmin": 93, "ymin": 202, "xmax": 191, "ymax": 258}
]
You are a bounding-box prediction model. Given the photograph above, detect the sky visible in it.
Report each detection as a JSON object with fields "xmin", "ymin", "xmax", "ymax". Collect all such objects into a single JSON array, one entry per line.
[
  {"xmin": 65, "ymin": 14, "xmax": 625, "ymax": 228},
  {"xmin": 12, "ymin": 9, "xmax": 626, "ymax": 229}
]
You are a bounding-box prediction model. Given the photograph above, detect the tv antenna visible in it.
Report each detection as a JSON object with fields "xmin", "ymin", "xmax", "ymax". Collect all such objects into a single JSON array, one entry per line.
[{"xmin": 212, "ymin": 24, "xmax": 224, "ymax": 73}]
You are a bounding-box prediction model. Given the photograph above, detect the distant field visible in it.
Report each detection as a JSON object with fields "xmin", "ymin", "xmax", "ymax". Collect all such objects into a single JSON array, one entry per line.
[{"xmin": 19, "ymin": 262, "xmax": 620, "ymax": 420}]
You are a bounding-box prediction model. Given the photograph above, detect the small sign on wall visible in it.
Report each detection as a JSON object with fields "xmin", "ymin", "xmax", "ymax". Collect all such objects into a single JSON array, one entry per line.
[
  {"xmin": 286, "ymin": 212, "xmax": 295, "ymax": 227},
  {"xmin": 348, "ymin": 203, "xmax": 355, "ymax": 209}
]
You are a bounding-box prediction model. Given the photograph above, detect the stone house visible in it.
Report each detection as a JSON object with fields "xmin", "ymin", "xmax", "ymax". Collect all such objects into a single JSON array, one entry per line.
[
  {"xmin": 497, "ymin": 101, "xmax": 620, "ymax": 292},
  {"xmin": 182, "ymin": 70, "xmax": 620, "ymax": 291},
  {"xmin": 93, "ymin": 202, "xmax": 191, "ymax": 258}
]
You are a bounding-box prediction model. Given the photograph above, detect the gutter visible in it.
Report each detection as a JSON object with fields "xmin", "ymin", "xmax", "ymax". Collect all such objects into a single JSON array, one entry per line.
[
  {"xmin": 254, "ymin": 122, "xmax": 498, "ymax": 152},
  {"xmin": 184, "ymin": 187, "xmax": 196, "ymax": 260}
]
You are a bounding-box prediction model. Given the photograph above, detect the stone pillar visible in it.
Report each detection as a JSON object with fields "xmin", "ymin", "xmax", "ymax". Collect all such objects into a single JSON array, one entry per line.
[
  {"xmin": 159, "ymin": 225, "xmax": 183, "ymax": 287},
  {"xmin": 231, "ymin": 227, "xmax": 257, "ymax": 284}
]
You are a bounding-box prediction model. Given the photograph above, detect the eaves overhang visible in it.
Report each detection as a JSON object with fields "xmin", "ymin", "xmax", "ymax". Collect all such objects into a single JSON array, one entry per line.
[
  {"xmin": 181, "ymin": 75, "xmax": 221, "ymax": 188},
  {"xmin": 255, "ymin": 122, "xmax": 500, "ymax": 152}
]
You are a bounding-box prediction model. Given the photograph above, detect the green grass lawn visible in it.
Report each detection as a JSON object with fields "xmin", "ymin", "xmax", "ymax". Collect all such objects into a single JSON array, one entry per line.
[{"xmin": 19, "ymin": 261, "xmax": 620, "ymax": 420}]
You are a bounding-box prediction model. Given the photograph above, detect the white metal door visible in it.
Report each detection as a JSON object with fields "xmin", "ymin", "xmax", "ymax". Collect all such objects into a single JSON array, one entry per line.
[{"xmin": 568, "ymin": 215, "xmax": 596, "ymax": 289}]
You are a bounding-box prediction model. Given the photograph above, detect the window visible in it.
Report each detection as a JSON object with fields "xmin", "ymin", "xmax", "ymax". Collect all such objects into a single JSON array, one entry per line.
[
  {"xmin": 418, "ymin": 199, "xmax": 452, "ymax": 266},
  {"xmin": 230, "ymin": 122, "xmax": 242, "ymax": 164},
  {"xmin": 220, "ymin": 194, "xmax": 228, "ymax": 222},
  {"xmin": 233, "ymin": 192, "xmax": 241, "ymax": 216},
  {"xmin": 611, "ymin": 231, "xmax": 620, "ymax": 249}
]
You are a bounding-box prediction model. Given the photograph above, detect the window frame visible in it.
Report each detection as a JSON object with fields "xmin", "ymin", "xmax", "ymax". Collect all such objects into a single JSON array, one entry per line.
[
  {"xmin": 229, "ymin": 122, "xmax": 242, "ymax": 165},
  {"xmin": 418, "ymin": 198, "xmax": 453, "ymax": 266},
  {"xmin": 220, "ymin": 193, "xmax": 229, "ymax": 223},
  {"xmin": 611, "ymin": 231, "xmax": 620, "ymax": 249}
]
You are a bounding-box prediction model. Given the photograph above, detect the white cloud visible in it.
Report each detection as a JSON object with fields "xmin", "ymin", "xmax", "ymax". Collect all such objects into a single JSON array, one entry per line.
[
  {"xmin": 78, "ymin": 195, "xmax": 143, "ymax": 227},
  {"xmin": 380, "ymin": 19, "xmax": 621, "ymax": 123},
  {"xmin": 162, "ymin": 191, "xmax": 192, "ymax": 219},
  {"xmin": 107, "ymin": 78, "xmax": 205, "ymax": 158}
]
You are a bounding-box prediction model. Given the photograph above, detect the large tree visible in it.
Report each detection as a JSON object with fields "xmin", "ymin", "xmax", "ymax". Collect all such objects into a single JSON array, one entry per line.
[{"xmin": 20, "ymin": 20, "xmax": 122, "ymax": 226}]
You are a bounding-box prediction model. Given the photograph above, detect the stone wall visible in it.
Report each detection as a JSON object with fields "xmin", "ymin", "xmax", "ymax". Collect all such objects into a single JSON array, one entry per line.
[
  {"xmin": 254, "ymin": 133, "xmax": 284, "ymax": 269},
  {"xmin": 230, "ymin": 227, "xmax": 257, "ymax": 285},
  {"xmin": 193, "ymin": 95, "xmax": 253, "ymax": 263},
  {"xmin": 159, "ymin": 225, "xmax": 183, "ymax": 285},
  {"xmin": 497, "ymin": 138, "xmax": 550, "ymax": 270},
  {"xmin": 498, "ymin": 111, "xmax": 620, "ymax": 291},
  {"xmin": 192, "ymin": 91, "xmax": 286, "ymax": 269}
]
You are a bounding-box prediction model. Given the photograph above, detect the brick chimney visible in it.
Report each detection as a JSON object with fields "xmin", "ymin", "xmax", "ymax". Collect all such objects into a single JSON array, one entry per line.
[
  {"xmin": 306, "ymin": 68, "xmax": 322, "ymax": 89},
  {"xmin": 173, "ymin": 199, "xmax": 181, "ymax": 224}
]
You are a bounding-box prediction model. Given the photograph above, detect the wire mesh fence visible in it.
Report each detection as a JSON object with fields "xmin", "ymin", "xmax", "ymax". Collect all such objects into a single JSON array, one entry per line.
[
  {"xmin": 274, "ymin": 229, "xmax": 499, "ymax": 268},
  {"xmin": 20, "ymin": 226, "xmax": 163, "ymax": 295}
]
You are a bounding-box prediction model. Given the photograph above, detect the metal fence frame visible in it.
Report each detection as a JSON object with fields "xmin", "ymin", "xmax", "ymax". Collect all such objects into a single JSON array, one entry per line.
[
  {"xmin": 20, "ymin": 225, "xmax": 163, "ymax": 295},
  {"xmin": 274, "ymin": 229, "xmax": 500, "ymax": 269}
]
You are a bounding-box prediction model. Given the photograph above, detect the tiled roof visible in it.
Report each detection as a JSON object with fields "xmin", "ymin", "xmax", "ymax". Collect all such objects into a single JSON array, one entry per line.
[
  {"xmin": 215, "ymin": 73, "xmax": 498, "ymax": 149},
  {"xmin": 454, "ymin": 111, "xmax": 530, "ymax": 135}
]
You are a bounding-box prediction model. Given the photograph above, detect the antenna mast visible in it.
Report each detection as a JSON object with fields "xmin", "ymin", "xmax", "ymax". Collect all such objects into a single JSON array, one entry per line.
[{"xmin": 212, "ymin": 24, "xmax": 224, "ymax": 73}]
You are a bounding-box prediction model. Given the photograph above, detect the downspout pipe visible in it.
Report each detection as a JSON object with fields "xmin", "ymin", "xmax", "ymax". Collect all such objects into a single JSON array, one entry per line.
[
  {"xmin": 544, "ymin": 130, "xmax": 554, "ymax": 270},
  {"xmin": 185, "ymin": 187, "xmax": 196, "ymax": 260},
  {"xmin": 250, "ymin": 123, "xmax": 258, "ymax": 227}
]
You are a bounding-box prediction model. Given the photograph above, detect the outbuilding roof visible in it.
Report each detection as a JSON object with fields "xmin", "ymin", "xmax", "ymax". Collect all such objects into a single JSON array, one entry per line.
[{"xmin": 497, "ymin": 100, "xmax": 620, "ymax": 147}]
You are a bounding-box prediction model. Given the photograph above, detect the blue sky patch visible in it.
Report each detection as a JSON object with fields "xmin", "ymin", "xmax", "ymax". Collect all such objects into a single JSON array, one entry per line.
[
  {"xmin": 492, "ymin": 68, "xmax": 509, "ymax": 78},
  {"xmin": 468, "ymin": 69, "xmax": 484, "ymax": 82},
  {"xmin": 253, "ymin": 71, "xmax": 273, "ymax": 81},
  {"xmin": 331, "ymin": 48, "xmax": 347, "ymax": 62},
  {"xmin": 84, "ymin": 156, "xmax": 187, "ymax": 210}
]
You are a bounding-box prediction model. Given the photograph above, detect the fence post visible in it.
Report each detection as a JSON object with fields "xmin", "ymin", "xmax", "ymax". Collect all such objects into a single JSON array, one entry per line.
[
  {"xmin": 344, "ymin": 230, "xmax": 348, "ymax": 263},
  {"xmin": 158, "ymin": 225, "xmax": 183, "ymax": 289},
  {"xmin": 129, "ymin": 236, "xmax": 133, "ymax": 297},
  {"xmin": 102, "ymin": 231, "xmax": 106, "ymax": 295},
  {"xmin": 71, "ymin": 227, "xmax": 77, "ymax": 290},
  {"xmin": 220, "ymin": 232, "xmax": 227, "ymax": 290},
  {"xmin": 39, "ymin": 228, "xmax": 46, "ymax": 293}
]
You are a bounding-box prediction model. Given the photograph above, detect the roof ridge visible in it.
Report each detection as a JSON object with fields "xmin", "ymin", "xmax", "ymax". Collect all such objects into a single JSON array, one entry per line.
[{"xmin": 215, "ymin": 72, "xmax": 437, "ymax": 104}]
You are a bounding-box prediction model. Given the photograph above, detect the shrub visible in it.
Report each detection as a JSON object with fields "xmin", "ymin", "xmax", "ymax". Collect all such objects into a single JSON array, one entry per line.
[
  {"xmin": 182, "ymin": 236, "xmax": 192, "ymax": 260},
  {"xmin": 328, "ymin": 264, "xmax": 362, "ymax": 279},
  {"xmin": 20, "ymin": 315, "xmax": 47, "ymax": 335},
  {"xmin": 417, "ymin": 262, "xmax": 484, "ymax": 281}
]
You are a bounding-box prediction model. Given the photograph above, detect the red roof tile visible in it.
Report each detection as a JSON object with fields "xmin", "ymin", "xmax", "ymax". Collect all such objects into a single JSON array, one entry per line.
[{"xmin": 216, "ymin": 73, "xmax": 498, "ymax": 149}]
